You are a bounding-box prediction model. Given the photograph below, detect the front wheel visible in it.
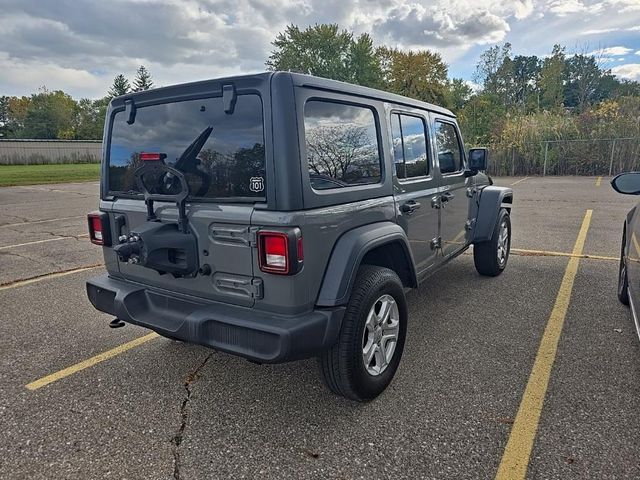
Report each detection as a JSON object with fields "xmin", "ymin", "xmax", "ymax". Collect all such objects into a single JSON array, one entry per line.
[
  {"xmin": 318, "ymin": 265, "xmax": 407, "ymax": 401},
  {"xmin": 474, "ymin": 208, "xmax": 511, "ymax": 277}
]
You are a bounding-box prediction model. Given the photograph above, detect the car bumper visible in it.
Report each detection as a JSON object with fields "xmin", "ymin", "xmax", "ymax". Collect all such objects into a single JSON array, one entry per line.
[{"xmin": 86, "ymin": 274, "xmax": 344, "ymax": 363}]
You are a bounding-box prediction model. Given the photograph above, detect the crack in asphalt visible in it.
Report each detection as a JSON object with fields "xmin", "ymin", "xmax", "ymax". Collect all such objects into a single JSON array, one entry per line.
[{"xmin": 171, "ymin": 352, "xmax": 214, "ymax": 480}]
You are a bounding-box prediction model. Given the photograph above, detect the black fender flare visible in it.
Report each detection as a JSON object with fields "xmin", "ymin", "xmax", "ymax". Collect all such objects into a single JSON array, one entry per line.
[
  {"xmin": 472, "ymin": 186, "xmax": 513, "ymax": 243},
  {"xmin": 316, "ymin": 222, "xmax": 417, "ymax": 307}
]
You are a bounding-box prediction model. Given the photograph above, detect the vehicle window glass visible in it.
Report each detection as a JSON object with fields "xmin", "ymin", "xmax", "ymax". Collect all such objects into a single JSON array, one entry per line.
[
  {"xmin": 304, "ymin": 100, "xmax": 381, "ymax": 190},
  {"xmin": 108, "ymin": 94, "xmax": 265, "ymax": 199},
  {"xmin": 391, "ymin": 113, "xmax": 428, "ymax": 180},
  {"xmin": 435, "ymin": 121, "xmax": 463, "ymax": 174}
]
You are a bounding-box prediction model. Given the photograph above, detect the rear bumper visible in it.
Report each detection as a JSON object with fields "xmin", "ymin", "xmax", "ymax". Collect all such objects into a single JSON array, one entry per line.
[{"xmin": 86, "ymin": 274, "xmax": 344, "ymax": 363}]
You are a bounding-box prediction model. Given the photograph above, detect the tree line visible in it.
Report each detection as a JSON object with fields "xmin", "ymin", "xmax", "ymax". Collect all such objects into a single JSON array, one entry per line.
[
  {"xmin": 0, "ymin": 66, "xmax": 153, "ymax": 140},
  {"xmin": 1, "ymin": 23, "xmax": 639, "ymax": 151}
]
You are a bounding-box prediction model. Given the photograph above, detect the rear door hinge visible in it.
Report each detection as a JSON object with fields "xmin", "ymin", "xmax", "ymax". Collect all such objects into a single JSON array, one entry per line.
[
  {"xmin": 250, "ymin": 278, "xmax": 263, "ymax": 299},
  {"xmin": 465, "ymin": 219, "xmax": 475, "ymax": 231},
  {"xmin": 430, "ymin": 236, "xmax": 442, "ymax": 250},
  {"xmin": 249, "ymin": 226, "xmax": 259, "ymax": 247}
]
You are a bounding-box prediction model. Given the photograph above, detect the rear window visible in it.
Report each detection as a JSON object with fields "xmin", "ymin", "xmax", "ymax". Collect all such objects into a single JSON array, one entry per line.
[
  {"xmin": 304, "ymin": 100, "xmax": 381, "ymax": 190},
  {"xmin": 108, "ymin": 94, "xmax": 265, "ymax": 199}
]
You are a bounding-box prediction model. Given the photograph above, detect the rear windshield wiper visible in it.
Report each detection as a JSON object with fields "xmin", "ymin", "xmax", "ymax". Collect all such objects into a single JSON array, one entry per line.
[
  {"xmin": 171, "ymin": 126, "xmax": 213, "ymax": 197},
  {"xmin": 174, "ymin": 126, "xmax": 213, "ymax": 172}
]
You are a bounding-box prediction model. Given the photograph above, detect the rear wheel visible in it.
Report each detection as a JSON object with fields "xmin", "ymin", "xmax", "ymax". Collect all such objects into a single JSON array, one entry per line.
[
  {"xmin": 318, "ymin": 265, "xmax": 407, "ymax": 401},
  {"xmin": 474, "ymin": 208, "xmax": 511, "ymax": 277},
  {"xmin": 618, "ymin": 228, "xmax": 630, "ymax": 306}
]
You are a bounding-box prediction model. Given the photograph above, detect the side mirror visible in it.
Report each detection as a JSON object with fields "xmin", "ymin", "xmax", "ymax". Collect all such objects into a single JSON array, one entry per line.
[
  {"xmin": 611, "ymin": 172, "xmax": 640, "ymax": 195},
  {"xmin": 468, "ymin": 148, "xmax": 488, "ymax": 171}
]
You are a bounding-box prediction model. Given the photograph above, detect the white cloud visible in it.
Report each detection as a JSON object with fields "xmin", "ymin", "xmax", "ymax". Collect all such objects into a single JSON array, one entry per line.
[
  {"xmin": 547, "ymin": 0, "xmax": 588, "ymax": 16},
  {"xmin": 0, "ymin": 52, "xmax": 107, "ymax": 98},
  {"xmin": 580, "ymin": 27, "xmax": 617, "ymax": 35},
  {"xmin": 612, "ymin": 63, "xmax": 640, "ymax": 81},
  {"xmin": 589, "ymin": 46, "xmax": 633, "ymax": 56}
]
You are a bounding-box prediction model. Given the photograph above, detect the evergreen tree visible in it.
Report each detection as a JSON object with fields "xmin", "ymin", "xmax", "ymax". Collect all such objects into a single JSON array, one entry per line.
[
  {"xmin": 133, "ymin": 65, "xmax": 154, "ymax": 92},
  {"xmin": 108, "ymin": 74, "xmax": 131, "ymax": 98}
]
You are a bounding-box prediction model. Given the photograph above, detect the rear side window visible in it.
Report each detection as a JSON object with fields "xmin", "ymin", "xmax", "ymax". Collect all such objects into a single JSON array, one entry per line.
[
  {"xmin": 435, "ymin": 121, "xmax": 463, "ymax": 174},
  {"xmin": 391, "ymin": 113, "xmax": 429, "ymax": 180},
  {"xmin": 304, "ymin": 100, "xmax": 381, "ymax": 190},
  {"xmin": 108, "ymin": 94, "xmax": 265, "ymax": 199}
]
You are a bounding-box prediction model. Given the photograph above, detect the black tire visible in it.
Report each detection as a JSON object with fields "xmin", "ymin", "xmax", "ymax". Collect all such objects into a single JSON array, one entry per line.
[
  {"xmin": 618, "ymin": 227, "xmax": 630, "ymax": 306},
  {"xmin": 474, "ymin": 208, "xmax": 511, "ymax": 277},
  {"xmin": 318, "ymin": 265, "xmax": 407, "ymax": 401}
]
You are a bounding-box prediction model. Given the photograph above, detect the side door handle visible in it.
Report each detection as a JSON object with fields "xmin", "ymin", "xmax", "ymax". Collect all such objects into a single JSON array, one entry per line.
[
  {"xmin": 441, "ymin": 191, "xmax": 454, "ymax": 202},
  {"xmin": 400, "ymin": 200, "xmax": 421, "ymax": 213}
]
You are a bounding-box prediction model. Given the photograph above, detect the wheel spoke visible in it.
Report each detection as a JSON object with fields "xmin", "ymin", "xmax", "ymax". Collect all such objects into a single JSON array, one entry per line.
[
  {"xmin": 365, "ymin": 308, "xmax": 377, "ymax": 331},
  {"xmin": 382, "ymin": 319, "xmax": 399, "ymax": 337},
  {"xmin": 377, "ymin": 298, "xmax": 394, "ymax": 324},
  {"xmin": 374, "ymin": 344, "xmax": 387, "ymax": 371},
  {"xmin": 363, "ymin": 339, "xmax": 376, "ymax": 367}
]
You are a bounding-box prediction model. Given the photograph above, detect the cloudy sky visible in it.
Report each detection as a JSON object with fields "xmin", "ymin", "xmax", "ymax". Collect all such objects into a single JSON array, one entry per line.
[{"xmin": 1, "ymin": 0, "xmax": 640, "ymax": 99}]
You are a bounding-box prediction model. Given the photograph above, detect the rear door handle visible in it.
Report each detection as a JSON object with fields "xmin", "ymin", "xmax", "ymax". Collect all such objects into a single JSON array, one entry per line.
[
  {"xmin": 441, "ymin": 191, "xmax": 454, "ymax": 202},
  {"xmin": 400, "ymin": 201, "xmax": 421, "ymax": 213}
]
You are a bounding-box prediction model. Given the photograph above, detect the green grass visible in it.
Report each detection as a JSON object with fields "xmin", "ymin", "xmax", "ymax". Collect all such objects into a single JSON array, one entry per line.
[{"xmin": 0, "ymin": 163, "xmax": 101, "ymax": 187}]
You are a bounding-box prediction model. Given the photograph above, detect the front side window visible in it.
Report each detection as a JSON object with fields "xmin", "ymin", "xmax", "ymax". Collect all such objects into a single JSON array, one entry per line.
[
  {"xmin": 435, "ymin": 121, "xmax": 463, "ymax": 174},
  {"xmin": 304, "ymin": 100, "xmax": 381, "ymax": 190},
  {"xmin": 391, "ymin": 113, "xmax": 429, "ymax": 180},
  {"xmin": 108, "ymin": 94, "xmax": 265, "ymax": 199}
]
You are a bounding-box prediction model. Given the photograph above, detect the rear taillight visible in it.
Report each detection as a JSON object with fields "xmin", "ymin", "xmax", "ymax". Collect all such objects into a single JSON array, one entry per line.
[
  {"xmin": 257, "ymin": 230, "xmax": 303, "ymax": 275},
  {"xmin": 87, "ymin": 212, "xmax": 111, "ymax": 246}
]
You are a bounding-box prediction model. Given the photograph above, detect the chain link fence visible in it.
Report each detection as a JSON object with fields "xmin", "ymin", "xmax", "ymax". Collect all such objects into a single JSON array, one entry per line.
[
  {"xmin": 0, "ymin": 139, "xmax": 102, "ymax": 165},
  {"xmin": 486, "ymin": 137, "xmax": 640, "ymax": 177}
]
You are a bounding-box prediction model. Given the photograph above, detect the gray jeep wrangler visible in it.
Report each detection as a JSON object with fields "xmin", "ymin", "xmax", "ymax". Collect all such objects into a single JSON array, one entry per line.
[{"xmin": 86, "ymin": 72, "xmax": 512, "ymax": 401}]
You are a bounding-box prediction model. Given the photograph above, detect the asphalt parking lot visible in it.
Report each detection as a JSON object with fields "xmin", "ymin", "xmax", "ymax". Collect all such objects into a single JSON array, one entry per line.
[{"xmin": 1, "ymin": 176, "xmax": 639, "ymax": 479}]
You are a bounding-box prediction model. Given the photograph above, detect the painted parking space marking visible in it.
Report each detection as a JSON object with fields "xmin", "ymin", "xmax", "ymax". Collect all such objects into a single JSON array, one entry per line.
[
  {"xmin": 511, "ymin": 248, "xmax": 616, "ymax": 261},
  {"xmin": 510, "ymin": 177, "xmax": 530, "ymax": 186},
  {"xmin": 26, "ymin": 332, "xmax": 159, "ymax": 390},
  {"xmin": 495, "ymin": 209, "xmax": 592, "ymax": 480},
  {"xmin": 595, "ymin": 176, "xmax": 602, "ymax": 187},
  {"xmin": 0, "ymin": 215, "xmax": 85, "ymax": 229},
  {"xmin": 0, "ymin": 264, "xmax": 103, "ymax": 291},
  {"xmin": 0, "ymin": 234, "xmax": 89, "ymax": 250}
]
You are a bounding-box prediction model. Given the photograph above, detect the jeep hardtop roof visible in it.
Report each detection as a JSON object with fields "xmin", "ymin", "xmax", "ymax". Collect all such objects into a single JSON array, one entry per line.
[{"xmin": 108, "ymin": 71, "xmax": 456, "ymax": 119}]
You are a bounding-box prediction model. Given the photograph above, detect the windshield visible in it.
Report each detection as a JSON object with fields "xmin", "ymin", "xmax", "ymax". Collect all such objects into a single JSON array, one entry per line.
[{"xmin": 108, "ymin": 94, "xmax": 266, "ymax": 199}]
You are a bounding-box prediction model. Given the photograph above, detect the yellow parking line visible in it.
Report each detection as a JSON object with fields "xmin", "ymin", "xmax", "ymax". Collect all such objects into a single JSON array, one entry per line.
[
  {"xmin": 510, "ymin": 177, "xmax": 529, "ymax": 186},
  {"xmin": 26, "ymin": 333, "xmax": 159, "ymax": 390},
  {"xmin": 632, "ymin": 233, "xmax": 640, "ymax": 258},
  {"xmin": 595, "ymin": 176, "xmax": 602, "ymax": 187},
  {"xmin": 511, "ymin": 248, "xmax": 616, "ymax": 261},
  {"xmin": 495, "ymin": 209, "xmax": 592, "ymax": 480}
]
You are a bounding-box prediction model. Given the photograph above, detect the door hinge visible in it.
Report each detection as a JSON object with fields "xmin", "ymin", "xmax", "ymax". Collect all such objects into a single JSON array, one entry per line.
[
  {"xmin": 250, "ymin": 278, "xmax": 263, "ymax": 299},
  {"xmin": 430, "ymin": 236, "xmax": 442, "ymax": 250},
  {"xmin": 465, "ymin": 219, "xmax": 475, "ymax": 231},
  {"xmin": 248, "ymin": 226, "xmax": 259, "ymax": 247}
]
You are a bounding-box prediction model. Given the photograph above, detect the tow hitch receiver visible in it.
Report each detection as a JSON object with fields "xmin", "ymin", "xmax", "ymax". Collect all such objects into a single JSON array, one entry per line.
[{"xmin": 113, "ymin": 155, "xmax": 199, "ymax": 277}]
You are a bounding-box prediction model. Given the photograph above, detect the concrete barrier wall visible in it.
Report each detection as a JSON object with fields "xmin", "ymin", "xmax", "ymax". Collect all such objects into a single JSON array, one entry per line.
[{"xmin": 0, "ymin": 140, "xmax": 102, "ymax": 165}]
